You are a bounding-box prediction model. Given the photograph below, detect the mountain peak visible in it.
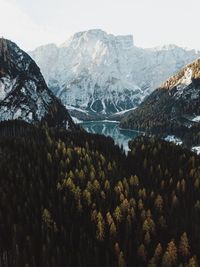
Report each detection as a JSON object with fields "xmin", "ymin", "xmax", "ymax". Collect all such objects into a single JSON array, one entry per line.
[
  {"xmin": 0, "ymin": 38, "xmax": 16, "ymax": 62},
  {"xmin": 0, "ymin": 38, "xmax": 9, "ymax": 53},
  {"xmin": 73, "ymin": 29, "xmax": 107, "ymax": 38},
  {"xmin": 151, "ymin": 44, "xmax": 180, "ymax": 51},
  {"xmin": 61, "ymin": 29, "xmax": 134, "ymax": 49}
]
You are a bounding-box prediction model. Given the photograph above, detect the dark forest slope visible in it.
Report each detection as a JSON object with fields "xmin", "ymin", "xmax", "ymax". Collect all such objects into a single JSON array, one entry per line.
[{"xmin": 0, "ymin": 120, "xmax": 199, "ymax": 266}]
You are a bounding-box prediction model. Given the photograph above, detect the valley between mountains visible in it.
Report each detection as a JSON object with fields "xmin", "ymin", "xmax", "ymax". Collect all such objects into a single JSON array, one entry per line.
[{"xmin": 1, "ymin": 31, "xmax": 200, "ymax": 267}]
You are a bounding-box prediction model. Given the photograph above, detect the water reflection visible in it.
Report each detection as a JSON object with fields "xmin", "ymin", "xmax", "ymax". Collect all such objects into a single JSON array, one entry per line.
[{"xmin": 80, "ymin": 121, "xmax": 140, "ymax": 152}]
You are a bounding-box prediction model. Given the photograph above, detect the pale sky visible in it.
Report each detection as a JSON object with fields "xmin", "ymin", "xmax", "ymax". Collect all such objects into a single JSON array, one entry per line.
[{"xmin": 0, "ymin": 0, "xmax": 199, "ymax": 51}]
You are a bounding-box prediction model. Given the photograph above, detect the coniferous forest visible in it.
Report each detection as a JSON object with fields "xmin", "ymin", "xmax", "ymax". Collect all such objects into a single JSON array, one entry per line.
[{"xmin": 0, "ymin": 120, "xmax": 199, "ymax": 267}]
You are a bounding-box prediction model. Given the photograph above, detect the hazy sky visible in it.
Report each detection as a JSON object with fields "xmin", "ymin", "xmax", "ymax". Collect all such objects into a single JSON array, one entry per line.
[{"xmin": 0, "ymin": 0, "xmax": 199, "ymax": 51}]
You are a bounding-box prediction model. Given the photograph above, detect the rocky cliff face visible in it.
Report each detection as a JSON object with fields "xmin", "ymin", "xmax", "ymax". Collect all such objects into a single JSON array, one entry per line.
[
  {"xmin": 30, "ymin": 29, "xmax": 200, "ymax": 119},
  {"xmin": 0, "ymin": 38, "xmax": 77, "ymax": 129}
]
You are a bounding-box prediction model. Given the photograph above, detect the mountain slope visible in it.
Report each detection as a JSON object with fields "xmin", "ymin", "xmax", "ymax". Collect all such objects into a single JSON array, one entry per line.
[
  {"xmin": 120, "ymin": 57, "xmax": 200, "ymax": 145},
  {"xmin": 0, "ymin": 38, "xmax": 77, "ymax": 129},
  {"xmin": 30, "ymin": 29, "xmax": 200, "ymax": 119}
]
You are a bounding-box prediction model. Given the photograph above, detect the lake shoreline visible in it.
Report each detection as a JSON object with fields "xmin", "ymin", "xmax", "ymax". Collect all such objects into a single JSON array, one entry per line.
[{"xmin": 80, "ymin": 120, "xmax": 141, "ymax": 152}]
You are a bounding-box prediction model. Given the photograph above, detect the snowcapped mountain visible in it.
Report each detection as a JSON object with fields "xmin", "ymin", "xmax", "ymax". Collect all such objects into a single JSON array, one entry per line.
[
  {"xmin": 0, "ymin": 38, "xmax": 77, "ymax": 129},
  {"xmin": 30, "ymin": 29, "xmax": 200, "ymax": 119},
  {"xmin": 120, "ymin": 57, "xmax": 200, "ymax": 138}
]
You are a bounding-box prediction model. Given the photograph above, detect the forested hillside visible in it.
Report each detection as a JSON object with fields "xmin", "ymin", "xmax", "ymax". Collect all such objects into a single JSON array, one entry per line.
[
  {"xmin": 120, "ymin": 58, "xmax": 200, "ymax": 148},
  {"xmin": 0, "ymin": 120, "xmax": 199, "ymax": 266}
]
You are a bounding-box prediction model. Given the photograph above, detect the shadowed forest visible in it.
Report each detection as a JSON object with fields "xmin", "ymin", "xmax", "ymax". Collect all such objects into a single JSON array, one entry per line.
[{"xmin": 0, "ymin": 120, "xmax": 199, "ymax": 266}]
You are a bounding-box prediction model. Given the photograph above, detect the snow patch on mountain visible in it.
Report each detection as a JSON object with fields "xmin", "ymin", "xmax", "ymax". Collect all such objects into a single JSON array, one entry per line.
[
  {"xmin": 192, "ymin": 146, "xmax": 200, "ymax": 155},
  {"xmin": 71, "ymin": 116, "xmax": 82, "ymax": 124},
  {"xmin": 192, "ymin": 115, "xmax": 200, "ymax": 122},
  {"xmin": 0, "ymin": 77, "xmax": 19, "ymax": 100},
  {"xmin": 164, "ymin": 135, "xmax": 183, "ymax": 145},
  {"xmin": 182, "ymin": 68, "xmax": 193, "ymax": 86}
]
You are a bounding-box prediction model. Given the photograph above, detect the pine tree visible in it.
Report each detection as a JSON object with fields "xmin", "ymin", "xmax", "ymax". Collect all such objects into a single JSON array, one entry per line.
[
  {"xmin": 154, "ymin": 243, "xmax": 163, "ymax": 262},
  {"xmin": 137, "ymin": 244, "xmax": 147, "ymax": 262},
  {"xmin": 118, "ymin": 251, "xmax": 126, "ymax": 267},
  {"xmin": 179, "ymin": 232, "xmax": 190, "ymax": 261},
  {"xmin": 114, "ymin": 206, "xmax": 122, "ymax": 223},
  {"xmin": 188, "ymin": 256, "xmax": 199, "ymax": 267},
  {"xmin": 162, "ymin": 240, "xmax": 177, "ymax": 267}
]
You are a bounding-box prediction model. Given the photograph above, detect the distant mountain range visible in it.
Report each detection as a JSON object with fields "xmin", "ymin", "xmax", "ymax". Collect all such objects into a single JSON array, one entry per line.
[
  {"xmin": 0, "ymin": 38, "xmax": 77, "ymax": 129},
  {"xmin": 30, "ymin": 29, "xmax": 200, "ymax": 120}
]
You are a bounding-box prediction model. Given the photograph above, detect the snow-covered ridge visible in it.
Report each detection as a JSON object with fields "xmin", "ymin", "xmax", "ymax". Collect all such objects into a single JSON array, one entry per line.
[
  {"xmin": 29, "ymin": 29, "xmax": 200, "ymax": 119},
  {"xmin": 61, "ymin": 29, "xmax": 134, "ymax": 50},
  {"xmin": 162, "ymin": 57, "xmax": 200, "ymax": 92}
]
